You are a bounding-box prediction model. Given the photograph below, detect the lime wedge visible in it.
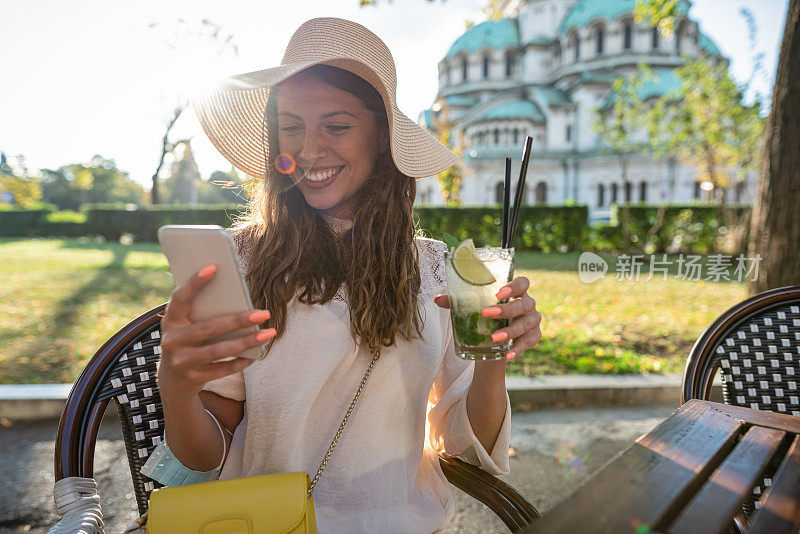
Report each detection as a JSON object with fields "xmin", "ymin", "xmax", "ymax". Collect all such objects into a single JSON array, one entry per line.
[{"xmin": 452, "ymin": 239, "xmax": 496, "ymax": 285}]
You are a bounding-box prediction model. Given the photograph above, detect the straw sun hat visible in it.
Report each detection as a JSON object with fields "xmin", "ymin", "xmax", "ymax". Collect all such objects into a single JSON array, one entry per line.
[{"xmin": 192, "ymin": 16, "xmax": 459, "ymax": 180}]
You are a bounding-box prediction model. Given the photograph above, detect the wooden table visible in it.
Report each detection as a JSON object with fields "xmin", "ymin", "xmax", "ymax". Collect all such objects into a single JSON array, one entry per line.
[{"xmin": 524, "ymin": 399, "xmax": 800, "ymax": 534}]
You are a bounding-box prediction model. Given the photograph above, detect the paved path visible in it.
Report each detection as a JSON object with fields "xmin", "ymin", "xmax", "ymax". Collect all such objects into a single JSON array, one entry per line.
[{"xmin": 0, "ymin": 403, "xmax": 677, "ymax": 533}]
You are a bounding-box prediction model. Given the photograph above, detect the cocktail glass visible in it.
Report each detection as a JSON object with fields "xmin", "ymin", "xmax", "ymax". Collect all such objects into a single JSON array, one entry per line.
[{"xmin": 443, "ymin": 246, "xmax": 515, "ymax": 361}]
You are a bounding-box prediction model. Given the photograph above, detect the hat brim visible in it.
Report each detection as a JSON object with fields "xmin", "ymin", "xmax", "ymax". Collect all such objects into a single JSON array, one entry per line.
[{"xmin": 192, "ymin": 58, "xmax": 459, "ymax": 180}]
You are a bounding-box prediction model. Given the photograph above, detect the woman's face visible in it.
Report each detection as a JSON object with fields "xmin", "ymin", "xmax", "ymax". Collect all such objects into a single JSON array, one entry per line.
[{"xmin": 276, "ymin": 73, "xmax": 388, "ymax": 220}]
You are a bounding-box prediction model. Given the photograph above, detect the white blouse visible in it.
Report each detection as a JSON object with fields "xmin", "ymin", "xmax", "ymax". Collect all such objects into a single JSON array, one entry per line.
[{"xmin": 201, "ymin": 215, "xmax": 512, "ymax": 533}]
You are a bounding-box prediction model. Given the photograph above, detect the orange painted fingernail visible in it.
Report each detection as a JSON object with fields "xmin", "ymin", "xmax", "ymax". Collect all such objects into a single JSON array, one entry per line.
[
  {"xmin": 491, "ymin": 331, "xmax": 508, "ymax": 342},
  {"xmin": 198, "ymin": 264, "xmax": 217, "ymax": 278},
  {"xmin": 496, "ymin": 287, "xmax": 512, "ymax": 300},
  {"xmin": 482, "ymin": 307, "xmax": 502, "ymax": 317},
  {"xmin": 256, "ymin": 328, "xmax": 277, "ymax": 341},
  {"xmin": 505, "ymin": 351, "xmax": 517, "ymax": 360},
  {"xmin": 249, "ymin": 310, "xmax": 270, "ymax": 322}
]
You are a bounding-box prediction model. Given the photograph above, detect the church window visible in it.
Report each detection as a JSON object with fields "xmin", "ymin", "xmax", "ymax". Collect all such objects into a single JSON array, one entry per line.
[
  {"xmin": 652, "ymin": 27, "xmax": 660, "ymax": 50},
  {"xmin": 639, "ymin": 181, "xmax": 647, "ymax": 202},
  {"xmin": 493, "ymin": 128, "xmax": 500, "ymax": 145},
  {"xmin": 513, "ymin": 128, "xmax": 519, "ymax": 144},
  {"xmin": 611, "ymin": 183, "xmax": 618, "ymax": 203},
  {"xmin": 495, "ymin": 181, "xmax": 505, "ymax": 204},
  {"xmin": 623, "ymin": 21, "xmax": 633, "ymax": 50},
  {"xmin": 598, "ymin": 183, "xmax": 605, "ymax": 207},
  {"xmin": 596, "ymin": 25, "xmax": 605, "ymax": 55},
  {"xmin": 482, "ymin": 56, "xmax": 490, "ymax": 79},
  {"xmin": 505, "ymin": 53, "xmax": 514, "ymax": 77},
  {"xmin": 566, "ymin": 125, "xmax": 572, "ymax": 142},
  {"xmin": 624, "ymin": 181, "xmax": 632, "ymax": 203},
  {"xmin": 535, "ymin": 182, "xmax": 547, "ymax": 205},
  {"xmin": 461, "ymin": 58, "xmax": 468, "ymax": 81},
  {"xmin": 570, "ymin": 31, "xmax": 580, "ymax": 61}
]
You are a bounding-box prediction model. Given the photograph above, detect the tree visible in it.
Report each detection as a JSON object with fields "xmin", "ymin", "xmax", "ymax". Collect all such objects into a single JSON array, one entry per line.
[
  {"xmin": 645, "ymin": 60, "xmax": 765, "ymax": 207},
  {"xmin": 593, "ymin": 66, "xmax": 663, "ymax": 249},
  {"xmin": 201, "ymin": 167, "xmax": 255, "ymax": 205},
  {"xmin": 162, "ymin": 142, "xmax": 201, "ymax": 205},
  {"xmin": 0, "ymin": 153, "xmax": 42, "ymax": 208},
  {"xmin": 634, "ymin": 0, "xmax": 684, "ymax": 37},
  {"xmin": 749, "ymin": 0, "xmax": 800, "ymax": 293},
  {"xmin": 430, "ymin": 102, "xmax": 465, "ymax": 206},
  {"xmin": 162, "ymin": 142, "xmax": 256, "ymax": 206},
  {"xmin": 147, "ymin": 18, "xmax": 239, "ymax": 204},
  {"xmin": 638, "ymin": 0, "xmax": 799, "ymax": 291},
  {"xmin": 592, "ymin": 66, "xmax": 653, "ymax": 201},
  {"xmin": 40, "ymin": 156, "xmax": 146, "ymax": 210}
]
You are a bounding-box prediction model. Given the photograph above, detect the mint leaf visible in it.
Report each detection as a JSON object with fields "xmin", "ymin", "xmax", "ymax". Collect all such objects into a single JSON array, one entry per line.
[
  {"xmin": 468, "ymin": 310, "xmax": 480, "ymax": 329},
  {"xmin": 442, "ymin": 232, "xmax": 460, "ymax": 250},
  {"xmin": 453, "ymin": 311, "xmax": 490, "ymax": 346}
]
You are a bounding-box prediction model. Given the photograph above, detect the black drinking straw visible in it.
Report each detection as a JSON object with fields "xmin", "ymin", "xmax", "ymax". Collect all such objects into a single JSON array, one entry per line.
[
  {"xmin": 502, "ymin": 157, "xmax": 511, "ymax": 248},
  {"xmin": 507, "ymin": 136, "xmax": 534, "ymax": 249}
]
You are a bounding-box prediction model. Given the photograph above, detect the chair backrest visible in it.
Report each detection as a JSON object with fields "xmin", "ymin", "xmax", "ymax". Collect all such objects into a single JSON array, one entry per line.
[
  {"xmin": 55, "ymin": 303, "xmax": 168, "ymax": 516},
  {"xmin": 682, "ymin": 285, "xmax": 800, "ymax": 521},
  {"xmin": 682, "ymin": 285, "xmax": 800, "ymax": 414}
]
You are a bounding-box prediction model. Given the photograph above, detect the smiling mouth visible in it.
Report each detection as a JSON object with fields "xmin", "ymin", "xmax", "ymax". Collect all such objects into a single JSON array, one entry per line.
[{"xmin": 302, "ymin": 165, "xmax": 345, "ymax": 182}]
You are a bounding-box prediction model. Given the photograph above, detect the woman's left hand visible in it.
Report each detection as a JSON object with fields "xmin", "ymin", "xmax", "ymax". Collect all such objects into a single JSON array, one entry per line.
[{"xmin": 434, "ymin": 276, "xmax": 542, "ymax": 361}]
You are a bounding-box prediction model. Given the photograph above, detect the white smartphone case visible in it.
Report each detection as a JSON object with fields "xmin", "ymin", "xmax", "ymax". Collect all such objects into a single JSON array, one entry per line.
[{"xmin": 157, "ymin": 224, "xmax": 267, "ymax": 361}]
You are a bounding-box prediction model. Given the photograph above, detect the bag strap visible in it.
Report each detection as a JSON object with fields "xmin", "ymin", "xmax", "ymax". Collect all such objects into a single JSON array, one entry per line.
[{"xmin": 306, "ymin": 347, "xmax": 381, "ymax": 498}]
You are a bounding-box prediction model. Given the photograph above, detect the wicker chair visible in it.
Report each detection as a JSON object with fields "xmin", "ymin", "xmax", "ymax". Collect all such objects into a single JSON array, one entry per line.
[
  {"xmin": 49, "ymin": 302, "xmax": 539, "ymax": 533},
  {"xmin": 682, "ymin": 284, "xmax": 800, "ymax": 531}
]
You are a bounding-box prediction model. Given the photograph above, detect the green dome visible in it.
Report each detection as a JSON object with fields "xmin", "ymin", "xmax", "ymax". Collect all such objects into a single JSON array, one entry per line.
[
  {"xmin": 559, "ymin": 0, "xmax": 689, "ymax": 35},
  {"xmin": 698, "ymin": 33, "xmax": 721, "ymax": 56},
  {"xmin": 445, "ymin": 95, "xmax": 478, "ymax": 107},
  {"xmin": 446, "ymin": 18, "xmax": 519, "ymax": 58},
  {"xmin": 466, "ymin": 99, "xmax": 545, "ymax": 124},
  {"xmin": 530, "ymin": 86, "xmax": 573, "ymax": 107}
]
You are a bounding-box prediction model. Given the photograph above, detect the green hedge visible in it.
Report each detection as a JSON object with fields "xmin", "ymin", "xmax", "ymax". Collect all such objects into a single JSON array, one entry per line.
[
  {"xmin": 80, "ymin": 204, "xmax": 589, "ymax": 250},
  {"xmin": 588, "ymin": 204, "xmax": 752, "ymax": 254},
  {"xmin": 414, "ymin": 206, "xmax": 588, "ymax": 252},
  {"xmin": 0, "ymin": 209, "xmax": 53, "ymax": 237},
  {"xmin": 0, "ymin": 203, "xmax": 751, "ymax": 255},
  {"xmin": 81, "ymin": 203, "xmax": 246, "ymax": 242}
]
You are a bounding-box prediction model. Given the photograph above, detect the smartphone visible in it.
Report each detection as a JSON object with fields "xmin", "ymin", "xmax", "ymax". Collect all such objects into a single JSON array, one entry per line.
[{"xmin": 157, "ymin": 224, "xmax": 267, "ymax": 361}]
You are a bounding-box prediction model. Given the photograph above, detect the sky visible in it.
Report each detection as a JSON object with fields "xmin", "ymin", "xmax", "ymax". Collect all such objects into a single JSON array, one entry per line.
[{"xmin": 0, "ymin": 0, "xmax": 789, "ymax": 190}]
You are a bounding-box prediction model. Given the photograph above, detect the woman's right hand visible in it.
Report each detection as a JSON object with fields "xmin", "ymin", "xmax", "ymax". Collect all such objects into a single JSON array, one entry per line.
[{"xmin": 157, "ymin": 264, "xmax": 276, "ymax": 401}]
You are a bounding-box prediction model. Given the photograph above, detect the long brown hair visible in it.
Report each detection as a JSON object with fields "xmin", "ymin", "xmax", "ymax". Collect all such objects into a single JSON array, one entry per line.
[{"xmin": 228, "ymin": 64, "xmax": 427, "ymax": 355}]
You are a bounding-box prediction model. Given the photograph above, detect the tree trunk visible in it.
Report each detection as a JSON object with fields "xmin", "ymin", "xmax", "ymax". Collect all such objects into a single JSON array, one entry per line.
[
  {"xmin": 748, "ymin": 0, "xmax": 800, "ymax": 294},
  {"xmin": 151, "ymin": 174, "xmax": 159, "ymax": 205}
]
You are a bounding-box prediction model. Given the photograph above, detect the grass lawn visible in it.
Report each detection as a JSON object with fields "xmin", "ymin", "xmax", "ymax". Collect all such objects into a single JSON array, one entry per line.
[{"xmin": 0, "ymin": 237, "xmax": 749, "ymax": 384}]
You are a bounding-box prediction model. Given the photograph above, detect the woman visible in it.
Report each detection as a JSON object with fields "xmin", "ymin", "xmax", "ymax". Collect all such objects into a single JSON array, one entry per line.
[{"xmin": 145, "ymin": 17, "xmax": 542, "ymax": 533}]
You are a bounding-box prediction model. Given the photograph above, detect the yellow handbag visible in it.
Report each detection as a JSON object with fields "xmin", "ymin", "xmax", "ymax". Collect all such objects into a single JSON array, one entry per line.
[{"xmin": 143, "ymin": 348, "xmax": 382, "ymax": 534}]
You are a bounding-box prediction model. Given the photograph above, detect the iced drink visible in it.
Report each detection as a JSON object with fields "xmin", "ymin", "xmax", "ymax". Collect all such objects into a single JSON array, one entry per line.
[{"xmin": 444, "ymin": 243, "xmax": 514, "ymax": 360}]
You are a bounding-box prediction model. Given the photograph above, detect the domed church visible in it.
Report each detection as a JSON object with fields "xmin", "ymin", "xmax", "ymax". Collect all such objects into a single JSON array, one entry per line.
[{"xmin": 416, "ymin": 0, "xmax": 754, "ymax": 221}]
